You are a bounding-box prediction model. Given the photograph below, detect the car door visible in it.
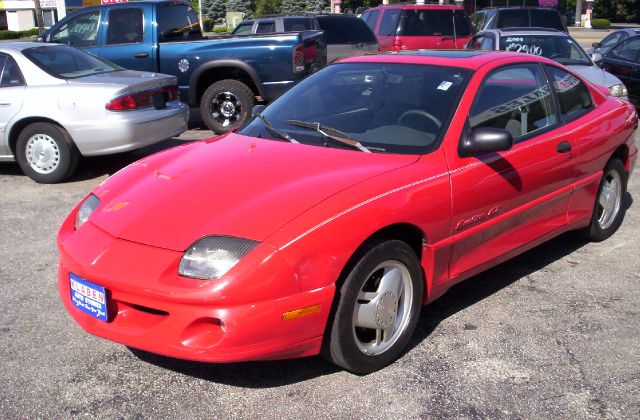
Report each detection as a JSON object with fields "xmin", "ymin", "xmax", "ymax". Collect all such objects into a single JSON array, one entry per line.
[
  {"xmin": 0, "ymin": 54, "xmax": 25, "ymax": 158},
  {"xmin": 100, "ymin": 5, "xmax": 154, "ymax": 72},
  {"xmin": 376, "ymin": 8, "xmax": 401, "ymax": 52},
  {"xmin": 447, "ymin": 63, "xmax": 577, "ymax": 279},
  {"xmin": 48, "ymin": 9, "xmax": 103, "ymax": 57},
  {"xmin": 602, "ymin": 36, "xmax": 640, "ymax": 105}
]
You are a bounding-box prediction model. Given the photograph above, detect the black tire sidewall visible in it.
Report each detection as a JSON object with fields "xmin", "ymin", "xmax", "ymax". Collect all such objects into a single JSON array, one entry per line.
[
  {"xmin": 584, "ymin": 159, "xmax": 627, "ymax": 242},
  {"xmin": 16, "ymin": 123, "xmax": 77, "ymax": 184},
  {"xmin": 200, "ymin": 80, "xmax": 255, "ymax": 134},
  {"xmin": 327, "ymin": 239, "xmax": 424, "ymax": 374}
]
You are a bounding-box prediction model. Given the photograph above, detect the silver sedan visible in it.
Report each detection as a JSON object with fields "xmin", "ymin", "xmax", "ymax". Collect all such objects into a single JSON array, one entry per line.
[{"xmin": 0, "ymin": 42, "xmax": 188, "ymax": 183}]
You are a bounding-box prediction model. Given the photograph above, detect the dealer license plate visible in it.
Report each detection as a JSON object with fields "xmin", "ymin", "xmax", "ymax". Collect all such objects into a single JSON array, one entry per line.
[{"xmin": 69, "ymin": 273, "xmax": 108, "ymax": 322}]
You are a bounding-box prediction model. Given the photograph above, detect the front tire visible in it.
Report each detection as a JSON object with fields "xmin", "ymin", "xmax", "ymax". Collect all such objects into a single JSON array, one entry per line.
[
  {"xmin": 200, "ymin": 79, "xmax": 255, "ymax": 134},
  {"xmin": 324, "ymin": 239, "xmax": 424, "ymax": 374},
  {"xmin": 16, "ymin": 122, "xmax": 78, "ymax": 184},
  {"xmin": 582, "ymin": 159, "xmax": 627, "ymax": 241}
]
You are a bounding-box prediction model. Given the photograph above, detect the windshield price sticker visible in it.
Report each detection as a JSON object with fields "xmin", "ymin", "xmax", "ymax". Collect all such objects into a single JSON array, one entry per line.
[{"xmin": 505, "ymin": 43, "xmax": 543, "ymax": 56}]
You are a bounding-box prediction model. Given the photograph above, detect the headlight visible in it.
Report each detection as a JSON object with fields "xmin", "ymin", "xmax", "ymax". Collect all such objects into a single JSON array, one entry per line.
[
  {"xmin": 74, "ymin": 194, "xmax": 100, "ymax": 230},
  {"xmin": 609, "ymin": 84, "xmax": 628, "ymax": 98},
  {"xmin": 178, "ymin": 236, "xmax": 258, "ymax": 280}
]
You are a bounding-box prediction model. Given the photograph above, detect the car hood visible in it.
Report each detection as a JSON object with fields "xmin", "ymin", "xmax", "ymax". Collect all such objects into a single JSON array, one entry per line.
[
  {"xmin": 568, "ymin": 64, "xmax": 622, "ymax": 88},
  {"xmin": 89, "ymin": 133, "xmax": 418, "ymax": 251}
]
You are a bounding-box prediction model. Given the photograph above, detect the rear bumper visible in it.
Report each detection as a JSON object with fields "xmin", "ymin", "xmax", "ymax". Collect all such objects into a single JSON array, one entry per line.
[
  {"xmin": 66, "ymin": 101, "xmax": 189, "ymax": 156},
  {"xmin": 57, "ymin": 216, "xmax": 334, "ymax": 363}
]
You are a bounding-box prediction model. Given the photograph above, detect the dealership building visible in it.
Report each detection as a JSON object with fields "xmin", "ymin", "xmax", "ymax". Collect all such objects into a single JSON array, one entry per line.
[{"xmin": 0, "ymin": 0, "xmax": 99, "ymax": 31}]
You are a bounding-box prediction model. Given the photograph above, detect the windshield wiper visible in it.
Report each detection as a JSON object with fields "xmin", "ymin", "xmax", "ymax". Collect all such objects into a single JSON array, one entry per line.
[
  {"xmin": 283, "ymin": 119, "xmax": 371, "ymax": 153},
  {"xmin": 256, "ymin": 113, "xmax": 299, "ymax": 144}
]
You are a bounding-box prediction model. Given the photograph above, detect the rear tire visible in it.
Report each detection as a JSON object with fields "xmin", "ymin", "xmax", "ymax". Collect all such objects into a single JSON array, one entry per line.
[
  {"xmin": 324, "ymin": 239, "xmax": 423, "ymax": 374},
  {"xmin": 200, "ymin": 79, "xmax": 255, "ymax": 134},
  {"xmin": 16, "ymin": 122, "xmax": 78, "ymax": 184},
  {"xmin": 581, "ymin": 159, "xmax": 627, "ymax": 242}
]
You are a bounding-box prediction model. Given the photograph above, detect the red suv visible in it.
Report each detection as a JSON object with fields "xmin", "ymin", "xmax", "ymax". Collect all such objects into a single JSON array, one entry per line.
[{"xmin": 361, "ymin": 4, "xmax": 472, "ymax": 52}]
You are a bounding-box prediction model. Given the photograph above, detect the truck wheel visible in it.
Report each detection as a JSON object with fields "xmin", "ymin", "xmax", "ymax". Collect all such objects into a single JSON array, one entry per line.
[
  {"xmin": 15, "ymin": 122, "xmax": 78, "ymax": 184},
  {"xmin": 200, "ymin": 79, "xmax": 255, "ymax": 134}
]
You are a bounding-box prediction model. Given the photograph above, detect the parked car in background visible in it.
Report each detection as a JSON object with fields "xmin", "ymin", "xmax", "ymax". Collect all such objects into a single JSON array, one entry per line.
[
  {"xmin": 360, "ymin": 4, "xmax": 471, "ymax": 51},
  {"xmin": 231, "ymin": 14, "xmax": 378, "ymax": 63},
  {"xmin": 600, "ymin": 34, "xmax": 640, "ymax": 109},
  {"xmin": 588, "ymin": 28, "xmax": 640, "ymax": 58},
  {"xmin": 58, "ymin": 50, "xmax": 636, "ymax": 374},
  {"xmin": 470, "ymin": 7, "xmax": 567, "ymax": 33},
  {"xmin": 0, "ymin": 43, "xmax": 187, "ymax": 183},
  {"xmin": 466, "ymin": 28, "xmax": 628, "ymax": 99},
  {"xmin": 43, "ymin": 1, "xmax": 326, "ymax": 134}
]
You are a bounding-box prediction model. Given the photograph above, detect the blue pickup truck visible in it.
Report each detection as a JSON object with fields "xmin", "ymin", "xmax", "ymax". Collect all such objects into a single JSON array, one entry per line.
[{"xmin": 43, "ymin": 0, "xmax": 326, "ymax": 133}]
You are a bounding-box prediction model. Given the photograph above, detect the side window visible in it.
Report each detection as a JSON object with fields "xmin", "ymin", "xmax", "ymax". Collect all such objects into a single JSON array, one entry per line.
[
  {"xmin": 232, "ymin": 22, "xmax": 254, "ymax": 36},
  {"xmin": 256, "ymin": 21, "xmax": 275, "ymax": 33},
  {"xmin": 479, "ymin": 36, "xmax": 494, "ymax": 50},
  {"xmin": 0, "ymin": 55, "xmax": 25, "ymax": 87},
  {"xmin": 470, "ymin": 64, "xmax": 556, "ymax": 141},
  {"xmin": 546, "ymin": 65, "xmax": 593, "ymax": 122},
  {"xmin": 106, "ymin": 8, "xmax": 143, "ymax": 45},
  {"xmin": 378, "ymin": 9, "xmax": 401, "ymax": 36},
  {"xmin": 361, "ymin": 10, "xmax": 380, "ymax": 32},
  {"xmin": 50, "ymin": 11, "xmax": 101, "ymax": 47},
  {"xmin": 611, "ymin": 36, "xmax": 640, "ymax": 61},
  {"xmin": 600, "ymin": 32, "xmax": 625, "ymax": 48},
  {"xmin": 467, "ymin": 35, "xmax": 483, "ymax": 49}
]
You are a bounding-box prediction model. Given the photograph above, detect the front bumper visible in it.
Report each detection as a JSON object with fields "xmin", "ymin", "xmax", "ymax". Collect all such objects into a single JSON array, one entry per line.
[
  {"xmin": 66, "ymin": 101, "xmax": 189, "ymax": 157},
  {"xmin": 57, "ymin": 216, "xmax": 335, "ymax": 362}
]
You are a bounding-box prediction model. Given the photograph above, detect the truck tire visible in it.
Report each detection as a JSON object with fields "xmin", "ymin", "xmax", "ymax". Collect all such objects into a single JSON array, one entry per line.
[
  {"xmin": 15, "ymin": 122, "xmax": 78, "ymax": 184},
  {"xmin": 200, "ymin": 79, "xmax": 255, "ymax": 134}
]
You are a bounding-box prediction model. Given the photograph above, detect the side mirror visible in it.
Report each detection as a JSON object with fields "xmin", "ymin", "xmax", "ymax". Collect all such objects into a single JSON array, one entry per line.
[
  {"xmin": 252, "ymin": 104, "xmax": 266, "ymax": 116},
  {"xmin": 592, "ymin": 52, "xmax": 603, "ymax": 64},
  {"xmin": 592, "ymin": 42, "xmax": 600, "ymax": 49},
  {"xmin": 36, "ymin": 36, "xmax": 43, "ymax": 42},
  {"xmin": 460, "ymin": 127, "xmax": 513, "ymax": 157}
]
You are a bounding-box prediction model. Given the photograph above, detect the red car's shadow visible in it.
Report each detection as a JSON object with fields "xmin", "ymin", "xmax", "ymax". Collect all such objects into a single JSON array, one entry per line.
[{"xmin": 127, "ymin": 192, "xmax": 633, "ymax": 384}]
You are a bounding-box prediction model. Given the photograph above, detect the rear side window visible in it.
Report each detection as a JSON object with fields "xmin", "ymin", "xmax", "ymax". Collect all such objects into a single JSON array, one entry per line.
[
  {"xmin": 600, "ymin": 31, "xmax": 626, "ymax": 48},
  {"xmin": 256, "ymin": 21, "xmax": 275, "ymax": 33},
  {"xmin": 470, "ymin": 64, "xmax": 556, "ymax": 141},
  {"xmin": 0, "ymin": 54, "xmax": 24, "ymax": 87},
  {"xmin": 399, "ymin": 10, "xmax": 471, "ymax": 37},
  {"xmin": 531, "ymin": 9, "xmax": 565, "ymax": 31},
  {"xmin": 497, "ymin": 9, "xmax": 529, "ymax": 28},
  {"xmin": 106, "ymin": 8, "xmax": 143, "ymax": 45},
  {"xmin": 361, "ymin": 10, "xmax": 380, "ymax": 32},
  {"xmin": 232, "ymin": 22, "xmax": 253, "ymax": 36},
  {"xmin": 378, "ymin": 9, "xmax": 401, "ymax": 36},
  {"xmin": 546, "ymin": 66, "xmax": 593, "ymax": 122},
  {"xmin": 283, "ymin": 18, "xmax": 313, "ymax": 31},
  {"xmin": 316, "ymin": 17, "xmax": 376, "ymax": 44},
  {"xmin": 157, "ymin": 4, "xmax": 201, "ymax": 42},
  {"xmin": 611, "ymin": 36, "xmax": 640, "ymax": 61}
]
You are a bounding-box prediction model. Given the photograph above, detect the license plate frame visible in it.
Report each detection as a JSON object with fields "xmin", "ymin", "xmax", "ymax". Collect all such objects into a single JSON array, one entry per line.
[{"xmin": 69, "ymin": 273, "xmax": 108, "ymax": 322}]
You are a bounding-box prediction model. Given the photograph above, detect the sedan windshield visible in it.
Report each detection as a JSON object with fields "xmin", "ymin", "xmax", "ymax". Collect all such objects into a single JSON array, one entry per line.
[
  {"xmin": 499, "ymin": 35, "xmax": 592, "ymax": 66},
  {"xmin": 23, "ymin": 45, "xmax": 122, "ymax": 79},
  {"xmin": 239, "ymin": 63, "xmax": 470, "ymax": 154}
]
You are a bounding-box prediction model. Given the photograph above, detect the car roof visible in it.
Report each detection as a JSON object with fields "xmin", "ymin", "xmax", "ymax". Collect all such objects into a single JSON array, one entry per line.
[
  {"xmin": 367, "ymin": 3, "xmax": 463, "ymax": 10},
  {"xmin": 482, "ymin": 27, "xmax": 567, "ymax": 37},
  {"xmin": 0, "ymin": 41, "xmax": 63, "ymax": 53},
  {"xmin": 339, "ymin": 50, "xmax": 547, "ymax": 70}
]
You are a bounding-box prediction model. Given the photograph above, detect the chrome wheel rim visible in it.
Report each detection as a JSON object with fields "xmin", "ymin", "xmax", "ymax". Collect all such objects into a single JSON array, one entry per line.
[
  {"xmin": 352, "ymin": 261, "xmax": 413, "ymax": 356},
  {"xmin": 597, "ymin": 169, "xmax": 622, "ymax": 230},
  {"xmin": 25, "ymin": 134, "xmax": 60, "ymax": 174},
  {"xmin": 210, "ymin": 91, "xmax": 241, "ymax": 128}
]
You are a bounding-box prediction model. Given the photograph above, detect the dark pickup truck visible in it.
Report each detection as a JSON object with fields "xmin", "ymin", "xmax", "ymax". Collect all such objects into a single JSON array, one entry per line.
[{"xmin": 43, "ymin": 0, "xmax": 326, "ymax": 133}]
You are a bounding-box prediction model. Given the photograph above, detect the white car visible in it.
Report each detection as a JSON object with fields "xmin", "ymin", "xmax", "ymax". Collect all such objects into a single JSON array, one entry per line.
[
  {"xmin": 466, "ymin": 28, "xmax": 628, "ymax": 100},
  {"xmin": 0, "ymin": 42, "xmax": 188, "ymax": 183}
]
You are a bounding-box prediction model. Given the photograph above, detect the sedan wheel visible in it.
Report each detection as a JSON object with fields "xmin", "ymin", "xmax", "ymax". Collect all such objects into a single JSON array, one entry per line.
[
  {"xmin": 25, "ymin": 133, "xmax": 61, "ymax": 174},
  {"xmin": 325, "ymin": 239, "xmax": 423, "ymax": 374}
]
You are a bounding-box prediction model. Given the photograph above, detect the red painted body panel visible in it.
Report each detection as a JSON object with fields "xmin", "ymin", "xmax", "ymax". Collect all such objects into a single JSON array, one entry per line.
[{"xmin": 57, "ymin": 51, "xmax": 637, "ymax": 363}]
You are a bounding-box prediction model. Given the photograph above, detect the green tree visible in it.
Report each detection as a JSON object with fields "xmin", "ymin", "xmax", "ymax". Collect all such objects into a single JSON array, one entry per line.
[
  {"xmin": 227, "ymin": 0, "xmax": 253, "ymax": 16},
  {"xmin": 203, "ymin": 0, "xmax": 227, "ymax": 22},
  {"xmin": 306, "ymin": 0, "xmax": 329, "ymax": 13},
  {"xmin": 281, "ymin": 0, "xmax": 305, "ymax": 15},
  {"xmin": 254, "ymin": 0, "xmax": 282, "ymax": 16}
]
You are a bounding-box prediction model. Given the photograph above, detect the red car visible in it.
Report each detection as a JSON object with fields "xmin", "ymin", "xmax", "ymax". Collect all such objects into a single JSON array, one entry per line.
[
  {"xmin": 58, "ymin": 51, "xmax": 637, "ymax": 374},
  {"xmin": 361, "ymin": 4, "xmax": 472, "ymax": 52}
]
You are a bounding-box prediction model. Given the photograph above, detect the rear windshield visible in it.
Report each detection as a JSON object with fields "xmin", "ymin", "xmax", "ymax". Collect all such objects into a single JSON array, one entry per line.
[
  {"xmin": 157, "ymin": 4, "xmax": 202, "ymax": 42},
  {"xmin": 284, "ymin": 17, "xmax": 314, "ymax": 31},
  {"xmin": 398, "ymin": 10, "xmax": 471, "ymax": 37},
  {"xmin": 497, "ymin": 9, "xmax": 565, "ymax": 32},
  {"xmin": 23, "ymin": 45, "xmax": 122, "ymax": 79},
  {"xmin": 530, "ymin": 9, "xmax": 565, "ymax": 31},
  {"xmin": 499, "ymin": 35, "xmax": 590, "ymax": 65},
  {"xmin": 316, "ymin": 16, "xmax": 377, "ymax": 44}
]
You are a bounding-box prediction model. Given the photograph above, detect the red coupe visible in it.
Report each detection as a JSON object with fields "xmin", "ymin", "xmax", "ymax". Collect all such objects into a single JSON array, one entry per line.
[{"xmin": 58, "ymin": 51, "xmax": 637, "ymax": 374}]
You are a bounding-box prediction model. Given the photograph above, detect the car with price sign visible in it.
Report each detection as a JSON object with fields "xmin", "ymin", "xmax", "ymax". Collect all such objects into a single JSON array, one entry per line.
[
  {"xmin": 466, "ymin": 28, "xmax": 628, "ymax": 100},
  {"xmin": 58, "ymin": 50, "xmax": 637, "ymax": 374}
]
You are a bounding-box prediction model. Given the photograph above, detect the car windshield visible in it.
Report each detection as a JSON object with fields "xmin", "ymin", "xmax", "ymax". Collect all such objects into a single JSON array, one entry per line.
[
  {"xmin": 22, "ymin": 45, "xmax": 122, "ymax": 79},
  {"xmin": 239, "ymin": 62, "xmax": 470, "ymax": 155},
  {"xmin": 499, "ymin": 35, "xmax": 591, "ymax": 66}
]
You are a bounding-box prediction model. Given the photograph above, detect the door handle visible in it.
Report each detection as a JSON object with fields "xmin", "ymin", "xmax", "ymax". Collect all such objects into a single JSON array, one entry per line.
[
  {"xmin": 556, "ymin": 141, "xmax": 572, "ymax": 153},
  {"xmin": 0, "ymin": 101, "xmax": 11, "ymax": 106},
  {"xmin": 132, "ymin": 52, "xmax": 149, "ymax": 58}
]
